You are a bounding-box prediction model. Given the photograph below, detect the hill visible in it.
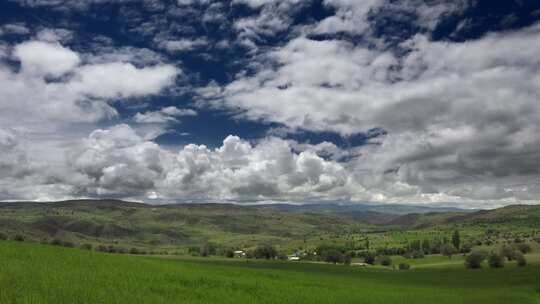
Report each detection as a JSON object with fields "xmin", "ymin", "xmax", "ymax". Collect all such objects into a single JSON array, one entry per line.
[
  {"xmin": 385, "ymin": 204, "xmax": 540, "ymax": 229},
  {"xmin": 0, "ymin": 199, "xmax": 366, "ymax": 251},
  {"xmin": 1, "ymin": 200, "xmax": 539, "ymax": 252},
  {"xmin": 252, "ymin": 202, "xmax": 470, "ymax": 215}
]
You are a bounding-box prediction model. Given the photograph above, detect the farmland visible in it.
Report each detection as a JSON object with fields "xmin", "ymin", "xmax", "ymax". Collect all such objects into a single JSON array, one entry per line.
[{"xmin": 1, "ymin": 241, "xmax": 540, "ymax": 304}]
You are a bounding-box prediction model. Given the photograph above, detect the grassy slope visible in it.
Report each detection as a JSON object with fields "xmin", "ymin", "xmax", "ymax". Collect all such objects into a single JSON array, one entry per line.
[
  {"xmin": 1, "ymin": 241, "xmax": 539, "ymax": 304},
  {"xmin": 393, "ymin": 204, "xmax": 540, "ymax": 230},
  {"xmin": 0, "ymin": 200, "xmax": 364, "ymax": 251},
  {"xmin": 1, "ymin": 200, "xmax": 539, "ymax": 252}
]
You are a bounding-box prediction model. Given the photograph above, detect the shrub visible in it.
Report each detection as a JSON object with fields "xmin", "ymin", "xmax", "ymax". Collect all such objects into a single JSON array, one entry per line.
[
  {"xmin": 499, "ymin": 245, "xmax": 516, "ymax": 261},
  {"xmin": 188, "ymin": 246, "xmax": 200, "ymax": 256},
  {"xmin": 515, "ymin": 251, "xmax": 527, "ymax": 267},
  {"xmin": 51, "ymin": 238, "xmax": 63, "ymax": 246},
  {"xmin": 80, "ymin": 244, "xmax": 93, "ymax": 250},
  {"xmin": 379, "ymin": 256, "xmax": 392, "ymax": 267},
  {"xmin": 515, "ymin": 243, "xmax": 532, "ymax": 254},
  {"xmin": 487, "ymin": 253, "xmax": 505, "ymax": 268},
  {"xmin": 399, "ymin": 263, "xmax": 410, "ymax": 270},
  {"xmin": 460, "ymin": 243, "xmax": 473, "ymax": 254},
  {"xmin": 225, "ymin": 249, "xmax": 235, "ymax": 258},
  {"xmin": 13, "ymin": 234, "xmax": 24, "ymax": 242},
  {"xmin": 322, "ymin": 249, "xmax": 344, "ymax": 264},
  {"xmin": 465, "ymin": 251, "xmax": 486, "ymax": 269},
  {"xmin": 0, "ymin": 233, "xmax": 7, "ymax": 240},
  {"xmin": 344, "ymin": 253, "xmax": 352, "ymax": 265},
  {"xmin": 200, "ymin": 243, "xmax": 217, "ymax": 257},
  {"xmin": 253, "ymin": 244, "xmax": 278, "ymax": 259},
  {"xmin": 62, "ymin": 241, "xmax": 75, "ymax": 248},
  {"xmin": 412, "ymin": 250, "xmax": 425, "ymax": 259},
  {"xmin": 364, "ymin": 252, "xmax": 376, "ymax": 265},
  {"xmin": 441, "ymin": 244, "xmax": 457, "ymax": 259},
  {"xmin": 129, "ymin": 248, "xmax": 140, "ymax": 254}
]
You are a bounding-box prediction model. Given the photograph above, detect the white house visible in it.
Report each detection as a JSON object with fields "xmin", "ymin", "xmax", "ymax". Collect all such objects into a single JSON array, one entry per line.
[
  {"xmin": 288, "ymin": 256, "xmax": 300, "ymax": 261},
  {"xmin": 233, "ymin": 250, "xmax": 246, "ymax": 258}
]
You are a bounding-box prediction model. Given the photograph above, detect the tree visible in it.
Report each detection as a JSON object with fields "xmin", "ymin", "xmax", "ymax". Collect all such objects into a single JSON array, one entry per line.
[
  {"xmin": 323, "ymin": 249, "xmax": 344, "ymax": 264},
  {"xmin": 188, "ymin": 246, "xmax": 200, "ymax": 256},
  {"xmin": 460, "ymin": 243, "xmax": 473, "ymax": 254},
  {"xmin": 224, "ymin": 249, "xmax": 235, "ymax": 258},
  {"xmin": 452, "ymin": 230, "xmax": 461, "ymax": 251},
  {"xmin": 411, "ymin": 250, "xmax": 424, "ymax": 259},
  {"xmin": 253, "ymin": 244, "xmax": 278, "ymax": 259},
  {"xmin": 515, "ymin": 243, "xmax": 532, "ymax": 254},
  {"xmin": 200, "ymin": 243, "xmax": 217, "ymax": 257},
  {"xmin": 410, "ymin": 240, "xmax": 422, "ymax": 252},
  {"xmin": 487, "ymin": 253, "xmax": 505, "ymax": 268},
  {"xmin": 379, "ymin": 256, "xmax": 392, "ymax": 267},
  {"xmin": 343, "ymin": 253, "xmax": 352, "ymax": 265},
  {"xmin": 440, "ymin": 244, "xmax": 457, "ymax": 259},
  {"xmin": 422, "ymin": 239, "xmax": 431, "ymax": 254},
  {"xmin": 499, "ymin": 245, "xmax": 516, "ymax": 261},
  {"xmin": 465, "ymin": 251, "xmax": 486, "ymax": 269},
  {"xmin": 80, "ymin": 243, "xmax": 92, "ymax": 250},
  {"xmin": 515, "ymin": 251, "xmax": 527, "ymax": 267},
  {"xmin": 51, "ymin": 238, "xmax": 63, "ymax": 246},
  {"xmin": 398, "ymin": 263, "xmax": 410, "ymax": 270},
  {"xmin": 364, "ymin": 252, "xmax": 376, "ymax": 265}
]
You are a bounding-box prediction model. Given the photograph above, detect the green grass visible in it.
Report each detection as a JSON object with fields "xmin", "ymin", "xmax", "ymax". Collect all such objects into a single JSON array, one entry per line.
[{"xmin": 1, "ymin": 241, "xmax": 539, "ymax": 304}]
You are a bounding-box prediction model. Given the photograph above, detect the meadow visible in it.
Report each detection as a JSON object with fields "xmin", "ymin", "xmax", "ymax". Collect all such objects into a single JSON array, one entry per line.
[{"xmin": 1, "ymin": 241, "xmax": 539, "ymax": 304}]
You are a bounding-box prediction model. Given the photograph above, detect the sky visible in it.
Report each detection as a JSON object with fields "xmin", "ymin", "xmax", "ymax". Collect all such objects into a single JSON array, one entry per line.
[{"xmin": 1, "ymin": 0, "xmax": 540, "ymax": 208}]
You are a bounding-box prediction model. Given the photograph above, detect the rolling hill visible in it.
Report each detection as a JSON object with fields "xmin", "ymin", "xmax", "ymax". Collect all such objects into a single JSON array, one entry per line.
[{"xmin": 1, "ymin": 200, "xmax": 539, "ymax": 252}]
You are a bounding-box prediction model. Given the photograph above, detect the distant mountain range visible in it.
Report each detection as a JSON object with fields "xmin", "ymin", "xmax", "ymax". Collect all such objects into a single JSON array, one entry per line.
[{"xmin": 250, "ymin": 202, "xmax": 473, "ymax": 215}]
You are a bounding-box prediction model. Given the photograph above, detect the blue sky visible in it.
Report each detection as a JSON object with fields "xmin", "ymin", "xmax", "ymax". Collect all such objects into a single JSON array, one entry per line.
[{"xmin": 1, "ymin": 0, "xmax": 540, "ymax": 208}]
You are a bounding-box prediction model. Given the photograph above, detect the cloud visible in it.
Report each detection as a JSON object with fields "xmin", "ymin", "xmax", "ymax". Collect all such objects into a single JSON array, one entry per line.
[
  {"xmin": 0, "ymin": 39, "xmax": 180, "ymax": 200},
  {"xmin": 0, "ymin": 23, "xmax": 31, "ymax": 36},
  {"xmin": 14, "ymin": 41, "xmax": 81, "ymax": 77},
  {"xmin": 177, "ymin": 0, "xmax": 213, "ymax": 6},
  {"xmin": 313, "ymin": 0, "xmax": 382, "ymax": 35},
  {"xmin": 10, "ymin": 0, "xmax": 136, "ymax": 10},
  {"xmin": 157, "ymin": 38, "xmax": 209, "ymax": 53},
  {"xmin": 71, "ymin": 62, "xmax": 178, "ymax": 98},
  {"xmin": 35, "ymin": 28, "xmax": 73, "ymax": 42},
  {"xmin": 1, "ymin": 40, "xmax": 179, "ymax": 129},
  {"xmin": 313, "ymin": 0, "xmax": 468, "ymax": 36},
  {"xmin": 66, "ymin": 124, "xmax": 168, "ymax": 197},
  {"xmin": 0, "ymin": 128, "xmax": 32, "ymax": 180},
  {"xmin": 134, "ymin": 106, "xmax": 197, "ymax": 124},
  {"xmin": 1, "ymin": 3, "xmax": 540, "ymax": 208},
  {"xmin": 232, "ymin": 0, "xmax": 310, "ymax": 50},
  {"xmin": 196, "ymin": 22, "xmax": 540, "ymax": 204},
  {"xmin": 51, "ymin": 124, "xmax": 351, "ymax": 201}
]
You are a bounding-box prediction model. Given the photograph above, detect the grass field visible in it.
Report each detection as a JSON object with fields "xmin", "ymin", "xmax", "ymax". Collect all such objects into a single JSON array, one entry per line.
[{"xmin": 1, "ymin": 241, "xmax": 539, "ymax": 304}]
